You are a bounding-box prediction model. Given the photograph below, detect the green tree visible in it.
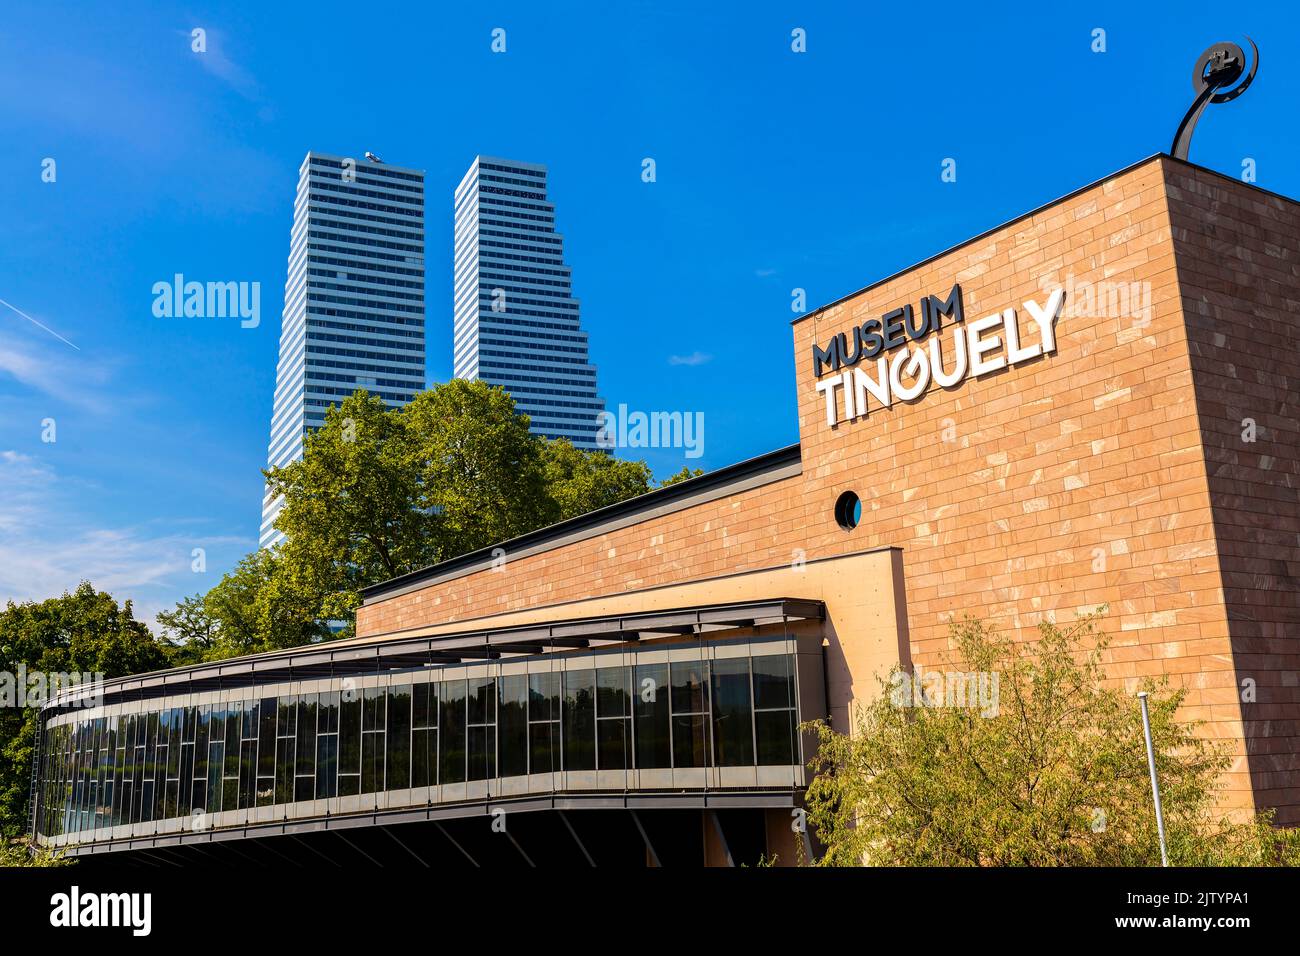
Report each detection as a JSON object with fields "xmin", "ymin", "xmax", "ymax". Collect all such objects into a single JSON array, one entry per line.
[
  {"xmin": 0, "ymin": 837, "xmax": 72, "ymax": 867},
  {"xmin": 658, "ymin": 466, "xmax": 704, "ymax": 487},
  {"xmin": 266, "ymin": 391, "xmax": 432, "ymax": 629},
  {"xmin": 804, "ymin": 613, "xmax": 1300, "ymax": 866},
  {"xmin": 541, "ymin": 437, "xmax": 653, "ymax": 521},
  {"xmin": 199, "ymin": 549, "xmax": 329, "ymax": 659},
  {"xmin": 155, "ymin": 594, "xmax": 218, "ymax": 665},
  {"xmin": 260, "ymin": 382, "xmax": 552, "ymax": 632},
  {"xmin": 168, "ymin": 381, "xmax": 671, "ymax": 654},
  {"xmin": 0, "ymin": 583, "xmax": 171, "ymax": 838},
  {"xmin": 399, "ymin": 379, "xmax": 551, "ymax": 553}
]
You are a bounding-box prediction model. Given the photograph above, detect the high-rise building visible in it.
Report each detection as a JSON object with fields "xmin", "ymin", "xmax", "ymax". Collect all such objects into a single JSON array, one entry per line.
[
  {"xmin": 453, "ymin": 157, "xmax": 604, "ymax": 449},
  {"xmin": 260, "ymin": 151, "xmax": 426, "ymax": 549}
]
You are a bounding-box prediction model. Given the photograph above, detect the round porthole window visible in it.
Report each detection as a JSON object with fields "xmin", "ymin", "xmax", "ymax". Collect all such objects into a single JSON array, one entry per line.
[{"xmin": 834, "ymin": 491, "xmax": 862, "ymax": 530}]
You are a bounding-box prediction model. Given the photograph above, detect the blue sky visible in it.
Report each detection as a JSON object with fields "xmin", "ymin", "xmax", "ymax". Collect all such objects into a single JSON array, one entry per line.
[{"xmin": 1, "ymin": 1, "xmax": 1296, "ymax": 623}]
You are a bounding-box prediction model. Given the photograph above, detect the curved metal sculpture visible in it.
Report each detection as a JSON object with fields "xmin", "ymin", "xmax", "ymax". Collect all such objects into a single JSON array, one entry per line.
[{"xmin": 1171, "ymin": 38, "xmax": 1259, "ymax": 161}]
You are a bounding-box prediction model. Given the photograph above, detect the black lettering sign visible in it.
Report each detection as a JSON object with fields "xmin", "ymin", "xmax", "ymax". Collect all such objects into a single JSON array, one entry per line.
[{"xmin": 812, "ymin": 283, "xmax": 965, "ymax": 375}]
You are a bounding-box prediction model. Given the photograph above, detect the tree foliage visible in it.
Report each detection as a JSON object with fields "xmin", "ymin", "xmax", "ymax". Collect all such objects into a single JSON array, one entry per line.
[
  {"xmin": 804, "ymin": 613, "xmax": 1300, "ymax": 866},
  {"xmin": 0, "ymin": 837, "xmax": 72, "ymax": 867},
  {"xmin": 658, "ymin": 466, "xmax": 705, "ymax": 487},
  {"xmin": 159, "ymin": 550, "xmax": 330, "ymax": 663},
  {"xmin": 541, "ymin": 437, "xmax": 654, "ymax": 521},
  {"xmin": 165, "ymin": 381, "xmax": 677, "ymax": 655},
  {"xmin": 0, "ymin": 584, "xmax": 172, "ymax": 838},
  {"xmin": 154, "ymin": 594, "xmax": 217, "ymax": 666}
]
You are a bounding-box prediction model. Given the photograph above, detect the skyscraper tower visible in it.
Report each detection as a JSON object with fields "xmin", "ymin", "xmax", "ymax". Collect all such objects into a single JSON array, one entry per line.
[
  {"xmin": 452, "ymin": 157, "xmax": 604, "ymax": 449},
  {"xmin": 260, "ymin": 151, "xmax": 426, "ymax": 549}
]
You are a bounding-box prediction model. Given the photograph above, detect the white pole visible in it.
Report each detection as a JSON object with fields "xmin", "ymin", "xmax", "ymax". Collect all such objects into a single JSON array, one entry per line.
[{"xmin": 1137, "ymin": 691, "xmax": 1169, "ymax": 867}]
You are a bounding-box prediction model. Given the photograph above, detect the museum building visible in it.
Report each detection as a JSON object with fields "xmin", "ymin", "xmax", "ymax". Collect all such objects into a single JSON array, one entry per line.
[{"xmin": 31, "ymin": 155, "xmax": 1300, "ymax": 865}]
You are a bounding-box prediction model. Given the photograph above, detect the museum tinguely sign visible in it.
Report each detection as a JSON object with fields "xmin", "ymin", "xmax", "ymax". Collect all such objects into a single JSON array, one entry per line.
[{"xmin": 810, "ymin": 284, "xmax": 1066, "ymax": 426}]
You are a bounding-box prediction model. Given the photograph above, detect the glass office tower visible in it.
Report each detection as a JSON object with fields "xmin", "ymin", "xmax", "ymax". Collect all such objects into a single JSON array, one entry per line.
[
  {"xmin": 260, "ymin": 152, "xmax": 426, "ymax": 548},
  {"xmin": 452, "ymin": 157, "xmax": 604, "ymax": 449}
]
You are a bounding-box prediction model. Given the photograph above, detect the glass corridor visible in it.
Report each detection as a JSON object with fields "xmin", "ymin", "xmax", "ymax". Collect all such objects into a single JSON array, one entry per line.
[{"xmin": 35, "ymin": 633, "xmax": 819, "ymax": 848}]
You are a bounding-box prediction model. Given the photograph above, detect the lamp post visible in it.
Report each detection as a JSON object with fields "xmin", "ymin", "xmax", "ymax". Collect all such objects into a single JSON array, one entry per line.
[{"xmin": 1137, "ymin": 691, "xmax": 1169, "ymax": 867}]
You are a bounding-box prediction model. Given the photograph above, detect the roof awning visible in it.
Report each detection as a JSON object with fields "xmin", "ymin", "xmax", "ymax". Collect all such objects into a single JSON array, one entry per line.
[{"xmin": 47, "ymin": 598, "xmax": 824, "ymax": 709}]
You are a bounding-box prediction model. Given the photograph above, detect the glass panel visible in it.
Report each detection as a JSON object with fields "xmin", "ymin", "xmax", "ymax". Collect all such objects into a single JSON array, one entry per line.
[
  {"xmin": 360, "ymin": 688, "xmax": 385, "ymax": 794},
  {"xmin": 498, "ymin": 675, "xmax": 528, "ymax": 778},
  {"xmin": 166, "ymin": 709, "xmax": 183, "ymax": 777},
  {"xmin": 142, "ymin": 711, "xmax": 158, "ymax": 822},
  {"xmin": 439, "ymin": 681, "xmax": 466, "ymax": 785},
  {"xmin": 223, "ymin": 706, "xmax": 240, "ymax": 779},
  {"xmin": 411, "ymin": 684, "xmax": 436, "ymax": 787},
  {"xmin": 597, "ymin": 719, "xmax": 627, "ymax": 770},
  {"xmin": 316, "ymin": 734, "xmax": 338, "ymax": 798},
  {"xmin": 752, "ymin": 655, "xmax": 794, "ymax": 710},
  {"xmin": 256, "ymin": 775, "xmax": 274, "ymax": 807},
  {"xmin": 277, "ymin": 698, "xmax": 297, "ymax": 740},
  {"xmin": 258, "ymin": 697, "xmax": 277, "ymax": 778},
  {"xmin": 94, "ymin": 720, "xmax": 108, "ymax": 828},
  {"xmin": 467, "ymin": 725, "xmax": 495, "ymax": 781},
  {"xmin": 596, "ymin": 666, "xmax": 631, "ymax": 771},
  {"xmin": 206, "ymin": 739, "xmax": 223, "ymax": 814},
  {"xmin": 562, "ymin": 670, "xmax": 595, "ymax": 772},
  {"xmin": 754, "ymin": 710, "xmax": 796, "ymax": 766},
  {"xmin": 597, "ymin": 667, "xmax": 631, "ymax": 717},
  {"xmin": 386, "ymin": 685, "xmax": 411, "ymax": 791},
  {"xmin": 411, "ymin": 728, "xmax": 432, "ymax": 788},
  {"xmin": 239, "ymin": 740, "xmax": 257, "ymax": 808},
  {"xmin": 670, "ymin": 660, "xmax": 710, "ymax": 768},
  {"xmin": 467, "ymin": 677, "xmax": 495, "ymax": 782},
  {"xmin": 164, "ymin": 780, "xmax": 179, "ymax": 821},
  {"xmin": 413, "ymin": 682, "xmax": 431, "ymax": 729},
  {"xmin": 711, "ymin": 658, "xmax": 754, "ymax": 767},
  {"xmin": 112, "ymin": 719, "xmax": 126, "ymax": 826},
  {"xmin": 320, "ymin": 692, "xmax": 340, "ymax": 734},
  {"xmin": 528, "ymin": 672, "xmax": 558, "ymax": 722},
  {"xmin": 528, "ymin": 671, "xmax": 560, "ymax": 775},
  {"xmin": 297, "ymin": 695, "xmax": 318, "ymax": 780},
  {"xmin": 256, "ymin": 696, "xmax": 275, "ymax": 807},
  {"xmin": 363, "ymin": 686, "xmax": 385, "ymax": 730},
  {"xmin": 672, "ymin": 715, "xmax": 709, "ymax": 768},
  {"xmin": 193, "ymin": 706, "xmax": 209, "ymax": 797},
  {"xmin": 670, "ymin": 660, "xmax": 709, "ymax": 714},
  {"xmin": 529, "ymin": 721, "xmax": 556, "ymax": 774},
  {"xmin": 218, "ymin": 706, "xmax": 237, "ymax": 813},
  {"xmin": 633, "ymin": 662, "xmax": 671, "ymax": 770},
  {"xmin": 467, "ymin": 677, "xmax": 495, "ymax": 726},
  {"xmin": 178, "ymin": 742, "xmax": 193, "ymax": 815},
  {"xmin": 338, "ymin": 694, "xmax": 361, "ymax": 778},
  {"xmin": 275, "ymin": 738, "xmax": 295, "ymax": 805},
  {"xmin": 361, "ymin": 731, "xmax": 381, "ymax": 794}
]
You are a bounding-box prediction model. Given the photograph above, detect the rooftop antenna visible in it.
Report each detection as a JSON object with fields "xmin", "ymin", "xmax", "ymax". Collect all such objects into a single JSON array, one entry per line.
[{"xmin": 1171, "ymin": 38, "xmax": 1258, "ymax": 161}]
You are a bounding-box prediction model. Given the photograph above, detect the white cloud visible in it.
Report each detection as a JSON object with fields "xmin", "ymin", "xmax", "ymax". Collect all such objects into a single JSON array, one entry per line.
[
  {"xmin": 0, "ymin": 450, "xmax": 250, "ymax": 618},
  {"xmin": 668, "ymin": 351, "xmax": 712, "ymax": 367},
  {"xmin": 0, "ymin": 325, "xmax": 116, "ymax": 411},
  {"xmin": 185, "ymin": 28, "xmax": 262, "ymax": 102}
]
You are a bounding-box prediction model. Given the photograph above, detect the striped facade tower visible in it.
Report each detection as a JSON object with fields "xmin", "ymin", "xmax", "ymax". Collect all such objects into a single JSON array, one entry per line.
[
  {"xmin": 452, "ymin": 157, "xmax": 604, "ymax": 449},
  {"xmin": 260, "ymin": 151, "xmax": 426, "ymax": 548}
]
